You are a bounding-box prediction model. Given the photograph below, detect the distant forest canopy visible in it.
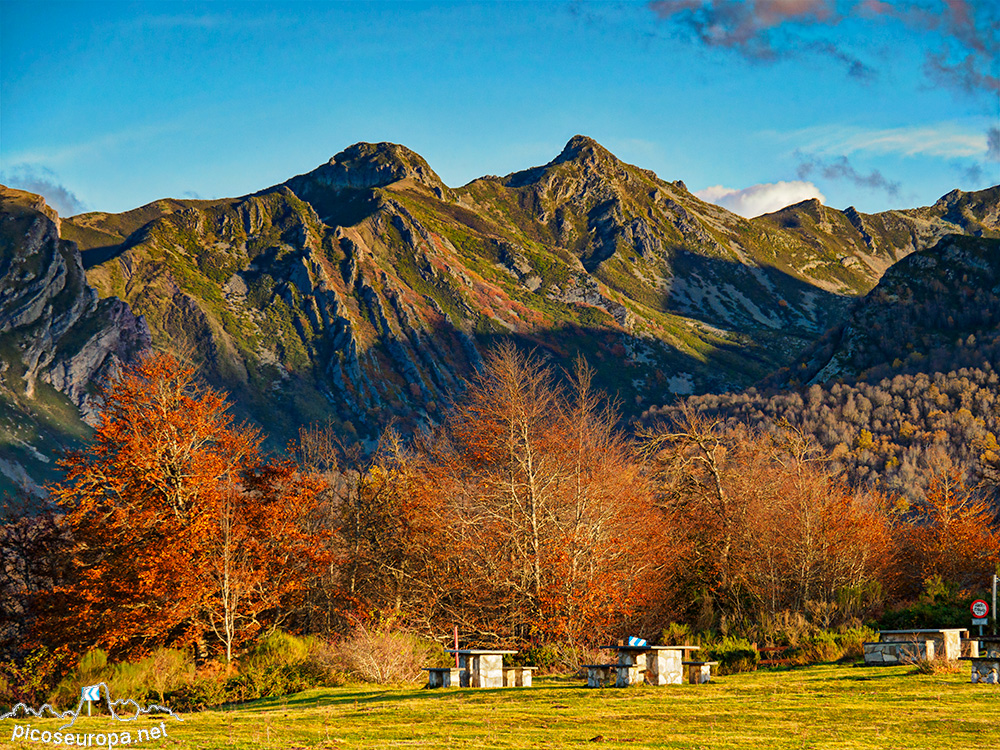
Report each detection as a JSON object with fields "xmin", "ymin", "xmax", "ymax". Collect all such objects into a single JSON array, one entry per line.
[{"xmin": 645, "ymin": 366, "xmax": 1000, "ymax": 503}]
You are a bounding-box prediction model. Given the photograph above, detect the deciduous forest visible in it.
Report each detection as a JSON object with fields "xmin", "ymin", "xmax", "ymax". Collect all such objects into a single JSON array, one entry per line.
[{"xmin": 2, "ymin": 345, "xmax": 998, "ymax": 708}]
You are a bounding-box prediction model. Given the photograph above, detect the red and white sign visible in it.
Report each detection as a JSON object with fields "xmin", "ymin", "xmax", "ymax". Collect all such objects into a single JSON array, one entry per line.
[{"xmin": 971, "ymin": 600, "xmax": 990, "ymax": 618}]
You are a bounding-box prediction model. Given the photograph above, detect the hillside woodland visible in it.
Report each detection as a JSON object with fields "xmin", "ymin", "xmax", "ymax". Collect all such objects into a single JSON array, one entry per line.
[
  {"xmin": 2, "ymin": 349, "xmax": 997, "ymax": 707},
  {"xmin": 645, "ymin": 237, "xmax": 1000, "ymax": 501}
]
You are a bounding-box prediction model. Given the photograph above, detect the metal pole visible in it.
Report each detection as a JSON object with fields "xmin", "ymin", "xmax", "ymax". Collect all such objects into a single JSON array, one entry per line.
[
  {"xmin": 992, "ymin": 574, "xmax": 997, "ymax": 636},
  {"xmin": 454, "ymin": 625, "xmax": 459, "ymax": 668}
]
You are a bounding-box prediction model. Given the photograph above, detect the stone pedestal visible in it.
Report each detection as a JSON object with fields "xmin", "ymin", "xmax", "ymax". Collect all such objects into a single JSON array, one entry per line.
[
  {"xmin": 614, "ymin": 664, "xmax": 643, "ymax": 687},
  {"xmin": 501, "ymin": 666, "xmax": 532, "ymax": 687},
  {"xmin": 425, "ymin": 668, "xmax": 462, "ymax": 688},
  {"xmin": 967, "ymin": 658, "xmax": 1000, "ymax": 684},
  {"xmin": 471, "ymin": 653, "xmax": 504, "ymax": 688},
  {"xmin": 863, "ymin": 640, "xmax": 934, "ymax": 665},
  {"xmin": 686, "ymin": 663, "xmax": 712, "ymax": 684},
  {"xmin": 586, "ymin": 665, "xmax": 615, "ymax": 687},
  {"xmin": 646, "ymin": 650, "xmax": 683, "ymax": 685}
]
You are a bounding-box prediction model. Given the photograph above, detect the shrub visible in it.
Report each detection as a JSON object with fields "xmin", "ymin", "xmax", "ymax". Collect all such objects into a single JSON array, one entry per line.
[
  {"xmin": 162, "ymin": 677, "xmax": 228, "ymax": 712},
  {"xmin": 0, "ymin": 647, "xmax": 65, "ymax": 711},
  {"xmin": 796, "ymin": 631, "xmax": 842, "ymax": 664},
  {"xmin": 834, "ymin": 625, "xmax": 878, "ymax": 661},
  {"xmin": 49, "ymin": 648, "xmax": 193, "ymax": 708},
  {"xmin": 509, "ymin": 645, "xmax": 560, "ymax": 673},
  {"xmin": 661, "ymin": 623, "xmax": 697, "ymax": 646},
  {"xmin": 707, "ymin": 637, "xmax": 759, "ymax": 675},
  {"xmin": 914, "ymin": 658, "xmax": 963, "ymax": 675},
  {"xmin": 239, "ymin": 631, "xmax": 313, "ymax": 670},
  {"xmin": 333, "ymin": 622, "xmax": 446, "ymax": 684},
  {"xmin": 549, "ymin": 644, "xmax": 606, "ymax": 675}
]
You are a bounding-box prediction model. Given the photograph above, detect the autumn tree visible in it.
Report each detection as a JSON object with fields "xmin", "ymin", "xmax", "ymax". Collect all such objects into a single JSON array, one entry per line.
[
  {"xmin": 428, "ymin": 345, "xmax": 657, "ymax": 643},
  {"xmin": 0, "ymin": 488, "xmax": 71, "ymax": 658},
  {"xmin": 893, "ymin": 464, "xmax": 1000, "ymax": 600},
  {"xmin": 641, "ymin": 412, "xmax": 891, "ymax": 632},
  {"xmin": 36, "ymin": 351, "xmax": 326, "ymax": 660},
  {"xmin": 289, "ymin": 423, "xmax": 452, "ymax": 635}
]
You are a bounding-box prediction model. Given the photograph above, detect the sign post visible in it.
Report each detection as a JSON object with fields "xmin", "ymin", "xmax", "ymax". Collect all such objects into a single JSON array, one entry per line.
[
  {"xmin": 81, "ymin": 684, "xmax": 100, "ymax": 717},
  {"xmin": 993, "ymin": 575, "xmax": 997, "ymax": 636},
  {"xmin": 972, "ymin": 599, "xmax": 990, "ymax": 636}
]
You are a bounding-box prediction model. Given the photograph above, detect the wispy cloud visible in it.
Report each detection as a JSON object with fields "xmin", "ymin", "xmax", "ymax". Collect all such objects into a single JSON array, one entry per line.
[
  {"xmin": 648, "ymin": 0, "xmax": 999, "ymax": 96},
  {"xmin": 796, "ymin": 154, "xmax": 901, "ymax": 198},
  {"xmin": 647, "ymin": 0, "xmax": 873, "ymax": 79},
  {"xmin": 784, "ymin": 123, "xmax": 991, "ymax": 159},
  {"xmin": 6, "ymin": 122, "xmax": 181, "ymax": 169},
  {"xmin": 695, "ymin": 180, "xmax": 826, "ymax": 217},
  {"xmin": 1, "ymin": 165, "xmax": 86, "ymax": 216}
]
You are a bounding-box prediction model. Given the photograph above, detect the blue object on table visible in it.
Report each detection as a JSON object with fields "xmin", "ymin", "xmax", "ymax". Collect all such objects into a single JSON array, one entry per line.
[{"xmin": 627, "ymin": 636, "xmax": 647, "ymax": 647}]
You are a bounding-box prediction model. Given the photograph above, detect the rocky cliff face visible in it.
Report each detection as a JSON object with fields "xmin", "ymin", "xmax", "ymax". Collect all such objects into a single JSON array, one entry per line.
[{"xmin": 0, "ymin": 187, "xmax": 150, "ymax": 493}]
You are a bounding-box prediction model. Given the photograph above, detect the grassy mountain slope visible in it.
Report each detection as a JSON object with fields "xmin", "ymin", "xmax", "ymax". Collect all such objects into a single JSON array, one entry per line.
[{"xmin": 58, "ymin": 137, "xmax": 998, "ymax": 448}]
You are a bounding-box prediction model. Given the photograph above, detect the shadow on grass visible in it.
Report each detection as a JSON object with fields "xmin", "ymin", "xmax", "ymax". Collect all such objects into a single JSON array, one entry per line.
[{"xmin": 215, "ymin": 676, "xmax": 592, "ymax": 713}]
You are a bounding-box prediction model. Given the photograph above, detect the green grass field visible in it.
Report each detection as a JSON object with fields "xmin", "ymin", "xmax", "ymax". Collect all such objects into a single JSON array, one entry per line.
[{"xmin": 3, "ymin": 664, "xmax": 998, "ymax": 749}]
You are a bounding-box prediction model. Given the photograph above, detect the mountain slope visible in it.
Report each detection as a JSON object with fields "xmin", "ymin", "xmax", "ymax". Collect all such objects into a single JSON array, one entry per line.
[
  {"xmin": 0, "ymin": 187, "xmax": 149, "ymax": 495},
  {"xmin": 763, "ymin": 234, "xmax": 1000, "ymax": 388},
  {"xmin": 48, "ymin": 137, "xmax": 999, "ymax": 452}
]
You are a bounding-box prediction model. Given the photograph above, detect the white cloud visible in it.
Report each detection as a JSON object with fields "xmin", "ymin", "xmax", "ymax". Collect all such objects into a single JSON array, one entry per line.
[
  {"xmin": 695, "ymin": 181, "xmax": 826, "ymax": 218},
  {"xmin": 1, "ymin": 165, "xmax": 86, "ymax": 216}
]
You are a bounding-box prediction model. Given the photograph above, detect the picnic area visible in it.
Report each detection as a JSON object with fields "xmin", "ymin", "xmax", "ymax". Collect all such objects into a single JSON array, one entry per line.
[{"xmin": 6, "ymin": 662, "xmax": 995, "ymax": 749}]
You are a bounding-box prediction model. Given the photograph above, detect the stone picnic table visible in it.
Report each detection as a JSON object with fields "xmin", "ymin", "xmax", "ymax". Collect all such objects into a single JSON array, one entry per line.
[
  {"xmin": 960, "ymin": 635, "xmax": 1000, "ymax": 684},
  {"xmin": 863, "ymin": 628, "xmax": 970, "ymax": 665},
  {"xmin": 585, "ymin": 644, "xmax": 707, "ymax": 687},
  {"xmin": 425, "ymin": 649, "xmax": 528, "ymax": 688}
]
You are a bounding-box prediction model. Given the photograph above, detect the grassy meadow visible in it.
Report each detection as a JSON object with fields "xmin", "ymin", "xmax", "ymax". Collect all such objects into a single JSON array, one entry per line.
[{"xmin": 2, "ymin": 663, "xmax": 997, "ymax": 749}]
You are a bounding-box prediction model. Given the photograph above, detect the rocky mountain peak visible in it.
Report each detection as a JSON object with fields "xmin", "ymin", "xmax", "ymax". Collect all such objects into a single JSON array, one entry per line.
[
  {"xmin": 295, "ymin": 141, "xmax": 445, "ymax": 193},
  {"xmin": 503, "ymin": 135, "xmax": 624, "ymax": 192},
  {"xmin": 556, "ymin": 134, "xmax": 608, "ymax": 160},
  {"xmin": 549, "ymin": 135, "xmax": 621, "ymax": 176},
  {"xmin": 0, "ymin": 185, "xmax": 60, "ymax": 229},
  {"xmin": 282, "ymin": 141, "xmax": 448, "ymax": 221}
]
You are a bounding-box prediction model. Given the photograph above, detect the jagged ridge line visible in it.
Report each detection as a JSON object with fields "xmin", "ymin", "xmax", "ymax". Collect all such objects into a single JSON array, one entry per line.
[{"xmin": 1, "ymin": 682, "xmax": 183, "ymax": 731}]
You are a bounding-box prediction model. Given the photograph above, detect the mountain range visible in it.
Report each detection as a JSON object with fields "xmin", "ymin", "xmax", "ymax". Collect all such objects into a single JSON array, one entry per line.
[{"xmin": 1, "ymin": 136, "xmax": 998, "ymax": 494}]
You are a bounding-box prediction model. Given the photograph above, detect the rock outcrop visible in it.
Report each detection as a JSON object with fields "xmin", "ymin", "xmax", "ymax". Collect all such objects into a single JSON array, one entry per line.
[{"xmin": 0, "ymin": 186, "xmax": 150, "ymax": 417}]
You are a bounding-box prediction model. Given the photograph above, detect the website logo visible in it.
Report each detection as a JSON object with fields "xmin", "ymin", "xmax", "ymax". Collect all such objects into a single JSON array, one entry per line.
[{"xmin": 2, "ymin": 682, "xmax": 183, "ymax": 747}]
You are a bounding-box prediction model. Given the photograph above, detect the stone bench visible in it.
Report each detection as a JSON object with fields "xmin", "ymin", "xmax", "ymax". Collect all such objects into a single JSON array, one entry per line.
[
  {"xmin": 959, "ymin": 656, "xmax": 1000, "ymax": 684},
  {"xmin": 682, "ymin": 660, "xmax": 719, "ymax": 684},
  {"xmin": 501, "ymin": 666, "xmax": 534, "ymax": 687},
  {"xmin": 583, "ymin": 664, "xmax": 619, "ymax": 688},
  {"xmin": 583, "ymin": 664, "xmax": 645, "ymax": 688},
  {"xmin": 863, "ymin": 640, "xmax": 934, "ymax": 665},
  {"xmin": 424, "ymin": 667, "xmax": 462, "ymax": 688}
]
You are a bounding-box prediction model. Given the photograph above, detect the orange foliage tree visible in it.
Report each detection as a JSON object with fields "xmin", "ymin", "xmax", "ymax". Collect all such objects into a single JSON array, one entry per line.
[
  {"xmin": 37, "ymin": 352, "xmax": 327, "ymax": 661},
  {"xmin": 893, "ymin": 465, "xmax": 1000, "ymax": 599},
  {"xmin": 427, "ymin": 345, "xmax": 659, "ymax": 644},
  {"xmin": 642, "ymin": 413, "xmax": 891, "ymax": 632}
]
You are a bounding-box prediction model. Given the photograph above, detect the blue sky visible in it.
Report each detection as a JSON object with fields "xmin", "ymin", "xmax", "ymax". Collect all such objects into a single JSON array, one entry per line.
[{"xmin": 1, "ymin": 1, "xmax": 997, "ymax": 217}]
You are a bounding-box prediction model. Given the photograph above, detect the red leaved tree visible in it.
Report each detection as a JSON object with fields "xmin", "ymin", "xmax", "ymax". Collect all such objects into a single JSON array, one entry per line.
[{"xmin": 36, "ymin": 351, "xmax": 327, "ymax": 661}]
